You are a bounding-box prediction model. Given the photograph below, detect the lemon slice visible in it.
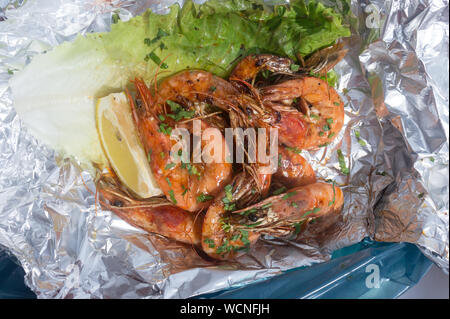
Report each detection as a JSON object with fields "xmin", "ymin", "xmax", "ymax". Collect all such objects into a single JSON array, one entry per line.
[{"xmin": 96, "ymin": 92, "xmax": 162, "ymax": 198}]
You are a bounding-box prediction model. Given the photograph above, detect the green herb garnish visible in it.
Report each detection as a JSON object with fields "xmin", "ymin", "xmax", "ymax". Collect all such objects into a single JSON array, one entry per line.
[
  {"xmin": 282, "ymin": 191, "xmax": 297, "ymax": 200},
  {"xmin": 337, "ymin": 149, "xmax": 349, "ymax": 175},
  {"xmin": 145, "ymin": 51, "xmax": 168, "ymax": 69},
  {"xmin": 293, "ymin": 221, "xmax": 304, "ymax": 235},
  {"xmin": 158, "ymin": 123, "xmax": 172, "ymax": 135},
  {"xmin": 203, "ymin": 238, "xmax": 215, "ymax": 248},
  {"xmin": 166, "ymin": 100, "xmax": 195, "ymax": 121},
  {"xmin": 168, "ymin": 189, "xmax": 177, "ymax": 204},
  {"xmin": 112, "ymin": 13, "xmax": 120, "ymax": 24},
  {"xmin": 286, "ymin": 146, "xmax": 302, "ymax": 154},
  {"xmin": 165, "ymin": 163, "xmax": 176, "ymax": 171},
  {"xmin": 328, "ymin": 180, "xmax": 336, "ymax": 206},
  {"xmin": 159, "ymin": 42, "xmax": 167, "ymax": 50},
  {"xmin": 290, "ymin": 64, "xmax": 300, "ymax": 72},
  {"xmin": 272, "ymin": 186, "xmax": 287, "ymax": 195},
  {"xmin": 197, "ymin": 193, "xmax": 214, "ymax": 202},
  {"xmin": 245, "ymin": 221, "xmax": 262, "ymax": 228}
]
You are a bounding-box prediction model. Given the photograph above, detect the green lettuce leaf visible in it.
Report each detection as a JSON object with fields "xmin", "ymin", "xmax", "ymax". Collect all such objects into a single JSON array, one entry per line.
[{"xmin": 11, "ymin": 0, "xmax": 350, "ymax": 165}]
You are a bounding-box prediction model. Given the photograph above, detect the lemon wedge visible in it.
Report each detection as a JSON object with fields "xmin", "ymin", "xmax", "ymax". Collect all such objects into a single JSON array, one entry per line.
[{"xmin": 96, "ymin": 92, "xmax": 162, "ymax": 198}]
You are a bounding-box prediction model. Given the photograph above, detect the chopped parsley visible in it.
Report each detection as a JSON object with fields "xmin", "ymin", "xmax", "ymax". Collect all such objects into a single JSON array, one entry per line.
[
  {"xmin": 328, "ymin": 132, "xmax": 335, "ymax": 138},
  {"xmin": 290, "ymin": 64, "xmax": 300, "ymax": 72},
  {"xmin": 282, "ymin": 191, "xmax": 297, "ymax": 200},
  {"xmin": 245, "ymin": 221, "xmax": 262, "ymax": 228},
  {"xmin": 337, "ymin": 149, "xmax": 349, "ymax": 175},
  {"xmin": 293, "ymin": 221, "xmax": 304, "ymax": 234},
  {"xmin": 239, "ymin": 229, "xmax": 250, "ymax": 245},
  {"xmin": 272, "ymin": 186, "xmax": 287, "ymax": 195},
  {"xmin": 166, "ymin": 100, "xmax": 195, "ymax": 121},
  {"xmin": 220, "ymin": 219, "xmax": 232, "ymax": 232},
  {"xmin": 182, "ymin": 163, "xmax": 202, "ymax": 179},
  {"xmin": 159, "ymin": 42, "xmax": 167, "ymax": 50},
  {"xmin": 302, "ymin": 207, "xmax": 321, "ymax": 218},
  {"xmin": 286, "ymin": 146, "xmax": 302, "ymax": 154},
  {"xmin": 333, "ymin": 101, "xmax": 340, "ymax": 106},
  {"xmin": 323, "ymin": 124, "xmax": 330, "ymax": 131},
  {"xmin": 239, "ymin": 208, "xmax": 257, "ymax": 216},
  {"xmin": 326, "ymin": 118, "xmax": 334, "ymax": 125},
  {"xmin": 158, "ymin": 123, "xmax": 172, "ymax": 135},
  {"xmin": 112, "ymin": 13, "xmax": 120, "ymax": 24},
  {"xmin": 197, "ymin": 193, "xmax": 214, "ymax": 202},
  {"xmin": 144, "ymin": 51, "xmax": 168, "ymax": 69},
  {"xmin": 144, "ymin": 28, "xmax": 169, "ymax": 47},
  {"xmin": 168, "ymin": 189, "xmax": 177, "ymax": 204},
  {"xmin": 203, "ymin": 238, "xmax": 215, "ymax": 248},
  {"xmin": 165, "ymin": 163, "xmax": 176, "ymax": 170},
  {"xmin": 222, "ymin": 185, "xmax": 235, "ymax": 211},
  {"xmin": 328, "ymin": 180, "xmax": 336, "ymax": 206},
  {"xmin": 261, "ymin": 69, "xmax": 270, "ymax": 79},
  {"xmin": 224, "ymin": 184, "xmax": 233, "ymax": 202}
]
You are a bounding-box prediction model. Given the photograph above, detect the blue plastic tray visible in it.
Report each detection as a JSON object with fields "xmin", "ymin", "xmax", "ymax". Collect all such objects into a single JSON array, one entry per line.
[{"xmin": 0, "ymin": 239, "xmax": 432, "ymax": 299}]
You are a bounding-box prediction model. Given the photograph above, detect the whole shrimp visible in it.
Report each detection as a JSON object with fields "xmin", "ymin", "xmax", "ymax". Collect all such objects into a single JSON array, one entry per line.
[
  {"xmin": 261, "ymin": 76, "xmax": 344, "ymax": 150},
  {"xmin": 201, "ymin": 172, "xmax": 261, "ymax": 260},
  {"xmin": 202, "ymin": 181, "xmax": 343, "ymax": 260},
  {"xmin": 98, "ymin": 184, "xmax": 202, "ymax": 245},
  {"xmin": 232, "ymin": 181, "xmax": 344, "ymax": 238},
  {"xmin": 230, "ymin": 54, "xmax": 345, "ymax": 150},
  {"xmin": 129, "ymin": 73, "xmax": 234, "ymax": 212}
]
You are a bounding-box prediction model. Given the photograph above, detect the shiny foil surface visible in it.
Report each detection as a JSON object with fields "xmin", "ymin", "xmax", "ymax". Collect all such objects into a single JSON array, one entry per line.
[{"xmin": 0, "ymin": 0, "xmax": 448, "ymax": 298}]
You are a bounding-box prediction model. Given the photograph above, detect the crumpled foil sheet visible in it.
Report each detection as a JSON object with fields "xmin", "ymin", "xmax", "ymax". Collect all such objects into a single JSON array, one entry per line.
[{"xmin": 0, "ymin": 0, "xmax": 448, "ymax": 298}]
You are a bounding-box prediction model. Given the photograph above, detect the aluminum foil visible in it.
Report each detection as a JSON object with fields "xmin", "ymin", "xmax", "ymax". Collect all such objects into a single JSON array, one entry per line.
[{"xmin": 0, "ymin": 0, "xmax": 448, "ymax": 298}]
